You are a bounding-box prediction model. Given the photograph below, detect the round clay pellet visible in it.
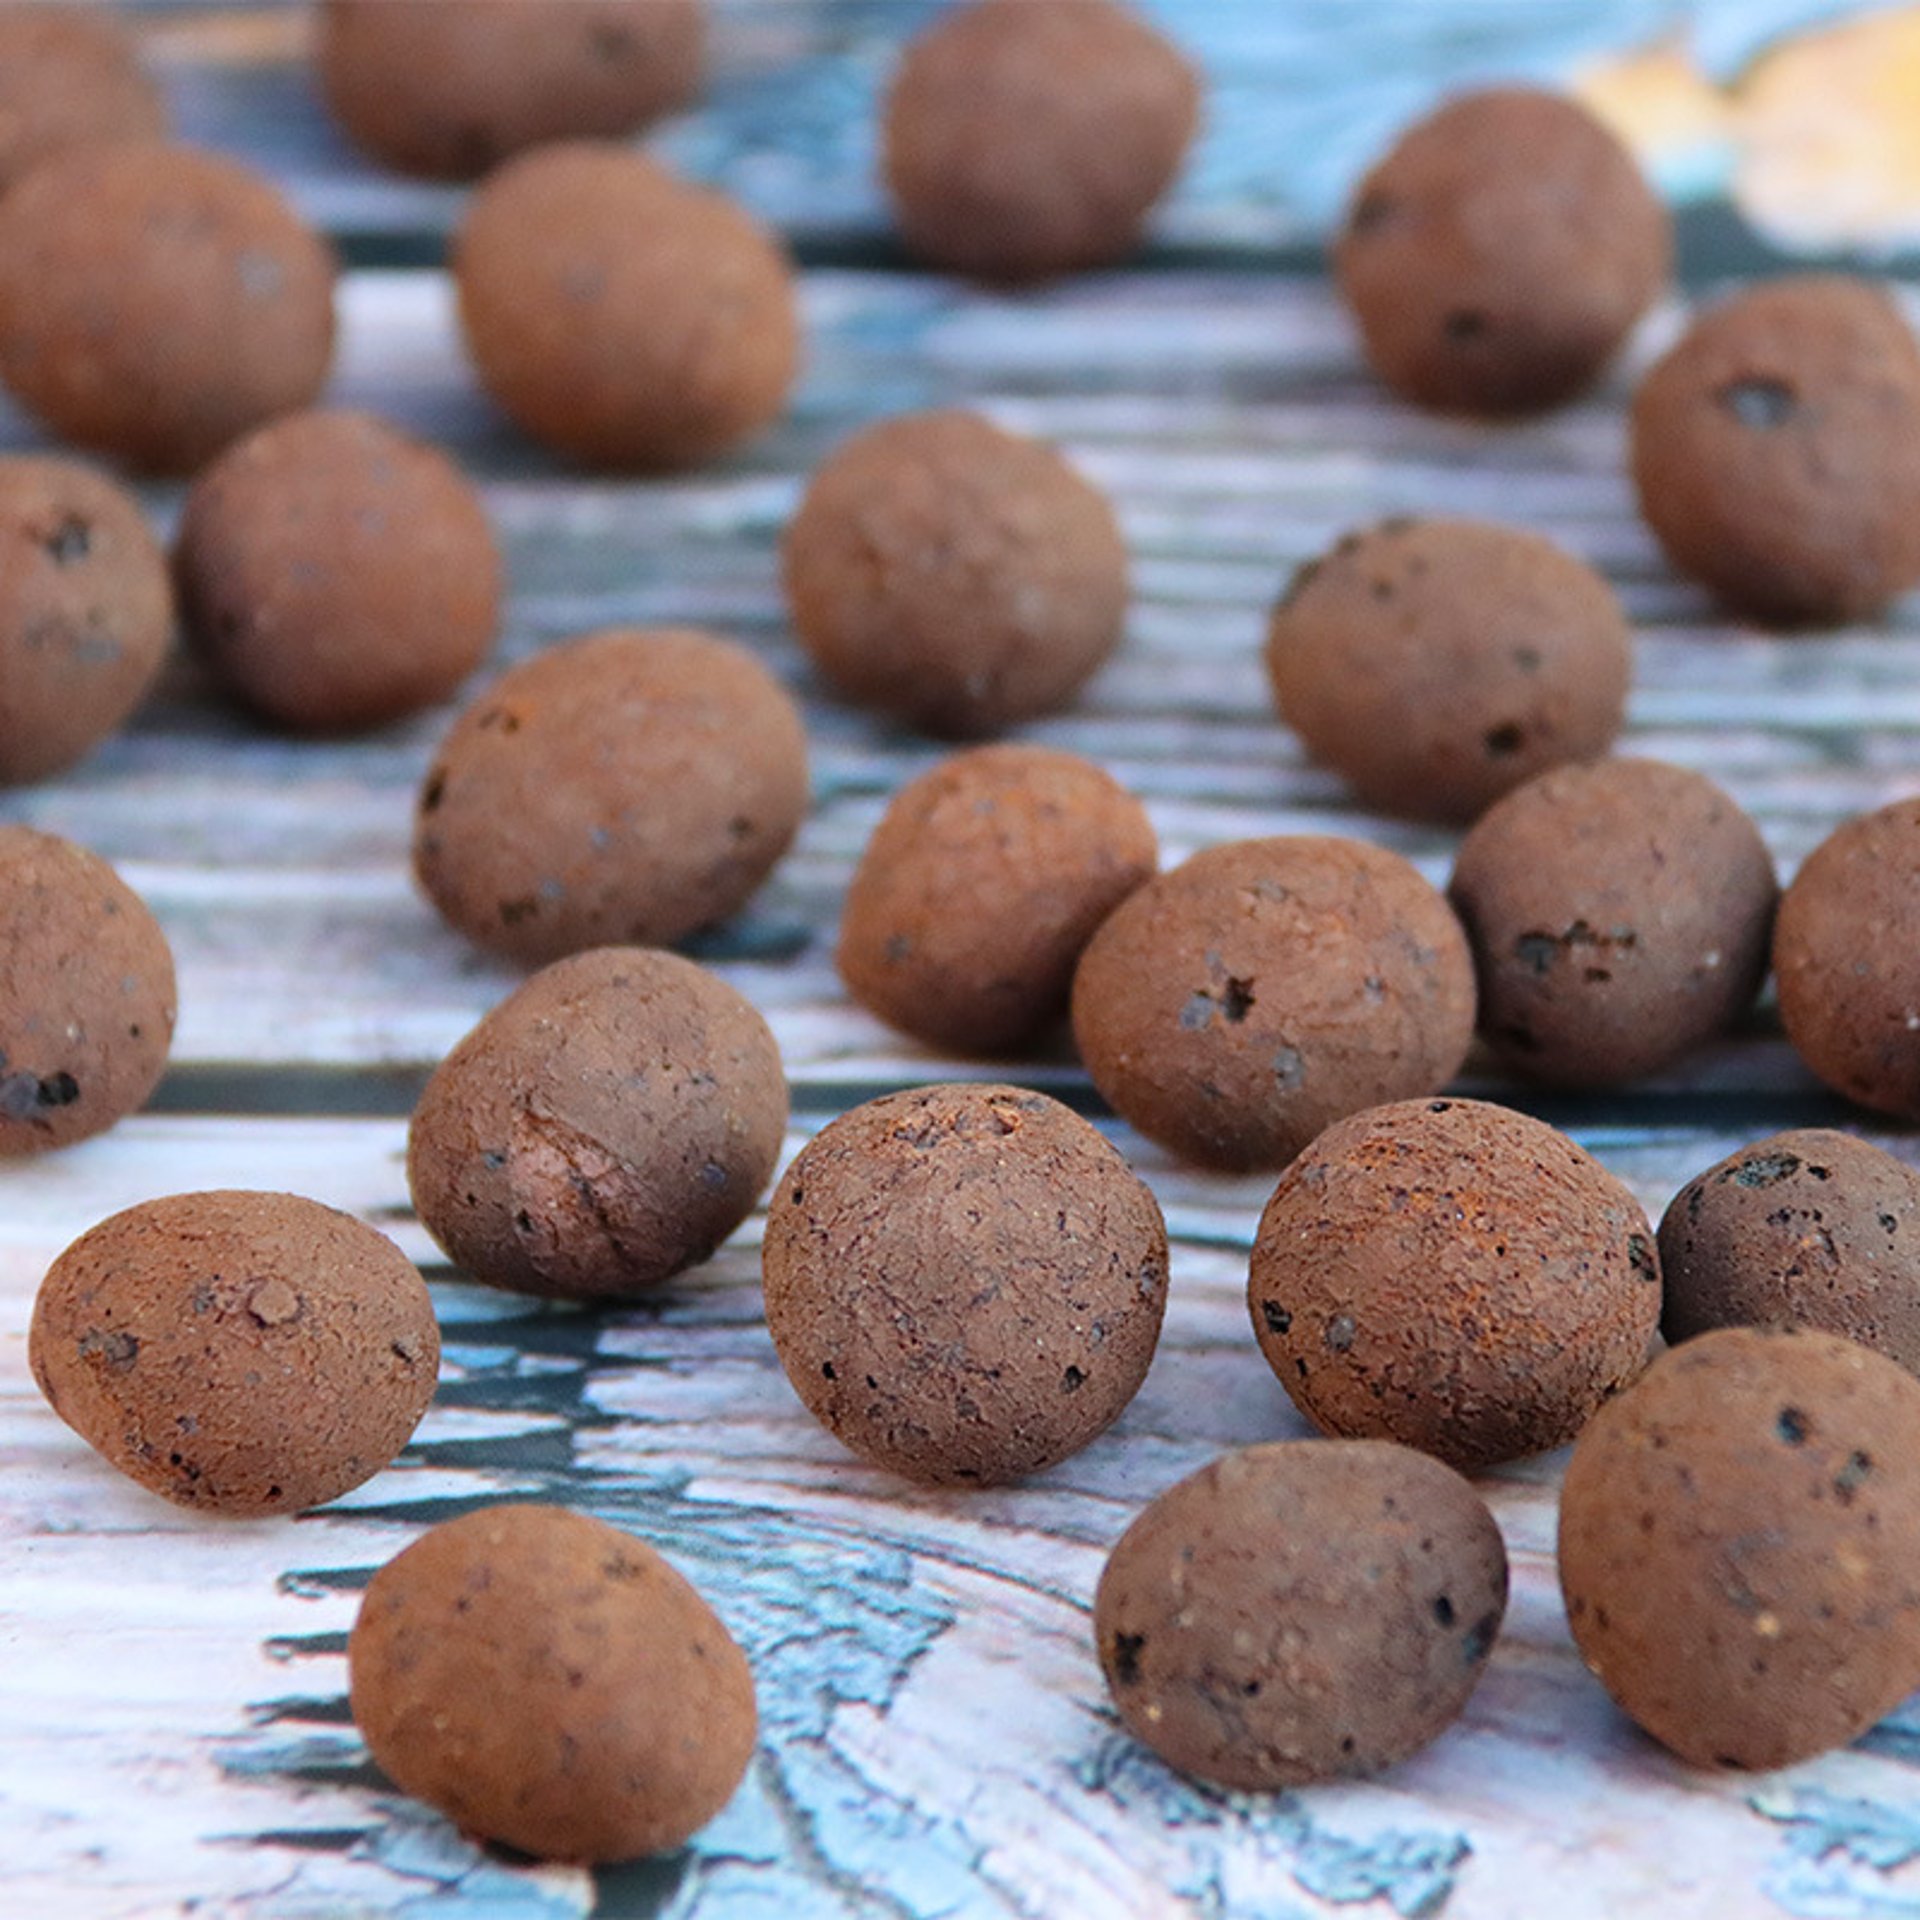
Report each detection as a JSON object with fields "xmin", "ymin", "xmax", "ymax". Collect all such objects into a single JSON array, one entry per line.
[
  {"xmin": 414, "ymin": 627, "xmax": 809, "ymax": 966},
  {"xmin": 0, "ymin": 4, "xmax": 166, "ymax": 193},
  {"xmin": 29, "ymin": 1189, "xmax": 438, "ymax": 1514},
  {"xmin": 1096, "ymin": 1440, "xmax": 1508, "ymax": 1788},
  {"xmin": 761, "ymin": 1083, "xmax": 1169, "ymax": 1485},
  {"xmin": 349, "ymin": 1504, "xmax": 756, "ymax": 1862}
]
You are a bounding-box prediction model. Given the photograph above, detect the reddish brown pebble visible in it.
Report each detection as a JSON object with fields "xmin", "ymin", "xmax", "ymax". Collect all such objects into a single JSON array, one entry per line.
[
  {"xmin": 0, "ymin": 5, "xmax": 166, "ymax": 193},
  {"xmin": 1336, "ymin": 88, "xmax": 1670, "ymax": 415},
  {"xmin": 784, "ymin": 410, "xmax": 1129, "ymax": 738},
  {"xmin": 761, "ymin": 1084, "xmax": 1169, "ymax": 1485},
  {"xmin": 1249, "ymin": 1098, "xmax": 1660, "ymax": 1471},
  {"xmin": 837, "ymin": 745, "xmax": 1157, "ymax": 1054},
  {"xmin": 1558, "ymin": 1327, "xmax": 1920, "ymax": 1769},
  {"xmin": 29, "ymin": 1189, "xmax": 439, "ymax": 1514},
  {"xmin": 1096, "ymin": 1440, "xmax": 1508, "ymax": 1788},
  {"xmin": 1071, "ymin": 837, "xmax": 1475, "ymax": 1172},
  {"xmin": 414, "ymin": 627, "xmax": 809, "ymax": 966},
  {"xmin": 456, "ymin": 143, "xmax": 799, "ymax": 470},
  {"xmin": 1448, "ymin": 757, "xmax": 1778, "ymax": 1086},
  {"xmin": 1631, "ymin": 276, "xmax": 1920, "ymax": 625},
  {"xmin": 0, "ymin": 144, "xmax": 336, "ymax": 475},
  {"xmin": 175, "ymin": 409, "xmax": 501, "ymax": 732},
  {"xmin": 349, "ymin": 1504, "xmax": 756, "ymax": 1861}
]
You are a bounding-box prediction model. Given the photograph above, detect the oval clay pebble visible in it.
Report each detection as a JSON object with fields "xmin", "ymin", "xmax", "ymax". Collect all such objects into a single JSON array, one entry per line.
[
  {"xmin": 349, "ymin": 1504, "xmax": 756, "ymax": 1862},
  {"xmin": 0, "ymin": 5, "xmax": 166, "ymax": 193},
  {"xmin": 1558, "ymin": 1327, "xmax": 1920, "ymax": 1769},
  {"xmin": 1096, "ymin": 1441, "xmax": 1508, "ymax": 1789}
]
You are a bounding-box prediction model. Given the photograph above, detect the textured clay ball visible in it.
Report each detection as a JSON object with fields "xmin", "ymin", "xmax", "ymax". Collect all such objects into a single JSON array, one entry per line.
[
  {"xmin": 1071, "ymin": 837, "xmax": 1476, "ymax": 1172},
  {"xmin": 0, "ymin": 144, "xmax": 336, "ymax": 475},
  {"xmin": 1096, "ymin": 1441, "xmax": 1508, "ymax": 1788},
  {"xmin": 1558, "ymin": 1327, "xmax": 1920, "ymax": 1769},
  {"xmin": 1659, "ymin": 1130, "xmax": 1920, "ymax": 1373},
  {"xmin": 1448, "ymin": 758, "xmax": 1778, "ymax": 1087},
  {"xmin": 1631, "ymin": 277, "xmax": 1920, "ymax": 625},
  {"xmin": 1249, "ymin": 1098, "xmax": 1660, "ymax": 1471},
  {"xmin": 29, "ymin": 1190, "xmax": 439, "ymax": 1514},
  {"xmin": 349, "ymin": 1504, "xmax": 756, "ymax": 1862},
  {"xmin": 455, "ymin": 143, "xmax": 798, "ymax": 470},
  {"xmin": 1266, "ymin": 518, "xmax": 1632, "ymax": 824},
  {"xmin": 409, "ymin": 948, "xmax": 787, "ymax": 1302},
  {"xmin": 881, "ymin": 0, "xmax": 1200, "ymax": 284},
  {"xmin": 0, "ymin": 456, "xmax": 172, "ymax": 784},
  {"xmin": 0, "ymin": 5, "xmax": 166, "ymax": 193},
  {"xmin": 1335, "ymin": 88, "xmax": 1670, "ymax": 415},
  {"xmin": 0, "ymin": 827, "xmax": 174, "ymax": 1156},
  {"xmin": 319, "ymin": 0, "xmax": 703, "ymax": 181},
  {"xmin": 784, "ymin": 410, "xmax": 1129, "ymax": 738},
  {"xmin": 414, "ymin": 628, "xmax": 809, "ymax": 966},
  {"xmin": 175, "ymin": 409, "xmax": 501, "ymax": 732},
  {"xmin": 761, "ymin": 1084, "xmax": 1169, "ymax": 1485},
  {"xmin": 837, "ymin": 746, "xmax": 1157, "ymax": 1054}
]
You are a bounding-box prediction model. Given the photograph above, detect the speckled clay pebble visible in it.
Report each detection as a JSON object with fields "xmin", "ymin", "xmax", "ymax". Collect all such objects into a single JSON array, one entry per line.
[{"xmin": 0, "ymin": 5, "xmax": 166, "ymax": 192}]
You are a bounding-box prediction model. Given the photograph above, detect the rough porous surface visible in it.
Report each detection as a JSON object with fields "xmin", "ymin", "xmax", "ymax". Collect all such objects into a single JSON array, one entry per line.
[
  {"xmin": 0, "ymin": 5, "xmax": 166, "ymax": 193},
  {"xmin": 761, "ymin": 1084, "xmax": 1169, "ymax": 1485},
  {"xmin": 784, "ymin": 409, "xmax": 1129, "ymax": 738},
  {"xmin": 1558, "ymin": 1326, "xmax": 1920, "ymax": 1769},
  {"xmin": 1071, "ymin": 837, "xmax": 1476, "ymax": 1171},
  {"xmin": 29, "ymin": 1189, "xmax": 438, "ymax": 1514},
  {"xmin": 1095, "ymin": 1440, "xmax": 1508, "ymax": 1788},
  {"xmin": 1249, "ymin": 1098, "xmax": 1660, "ymax": 1470},
  {"xmin": 349, "ymin": 1504, "xmax": 756, "ymax": 1862}
]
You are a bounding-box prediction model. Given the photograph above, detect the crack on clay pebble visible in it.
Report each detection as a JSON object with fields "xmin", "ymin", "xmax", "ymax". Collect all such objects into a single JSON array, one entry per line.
[
  {"xmin": 42, "ymin": 515, "xmax": 91, "ymax": 564},
  {"xmin": 1728, "ymin": 1152, "xmax": 1801, "ymax": 1188},
  {"xmin": 78, "ymin": 1328, "xmax": 139, "ymax": 1372}
]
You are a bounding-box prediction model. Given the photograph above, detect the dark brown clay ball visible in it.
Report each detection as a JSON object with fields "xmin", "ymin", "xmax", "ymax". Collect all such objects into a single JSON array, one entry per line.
[
  {"xmin": 837, "ymin": 745, "xmax": 1157, "ymax": 1054},
  {"xmin": 761, "ymin": 1083, "xmax": 1169, "ymax": 1485},
  {"xmin": 1659, "ymin": 1130, "xmax": 1920, "ymax": 1373},
  {"xmin": 1071, "ymin": 837, "xmax": 1476, "ymax": 1172},
  {"xmin": 0, "ymin": 455, "xmax": 171, "ymax": 783},
  {"xmin": 1095, "ymin": 1440, "xmax": 1508, "ymax": 1789},
  {"xmin": 349, "ymin": 1504, "xmax": 756, "ymax": 1862},
  {"xmin": 0, "ymin": 4, "xmax": 167, "ymax": 193},
  {"xmin": 408, "ymin": 948, "xmax": 787, "ymax": 1302},
  {"xmin": 1630, "ymin": 276, "xmax": 1920, "ymax": 626},
  {"xmin": 1448, "ymin": 757, "xmax": 1778, "ymax": 1087},
  {"xmin": 414, "ymin": 627, "xmax": 809, "ymax": 966},
  {"xmin": 174, "ymin": 409, "xmax": 501, "ymax": 733},
  {"xmin": 29, "ymin": 1189, "xmax": 439, "ymax": 1514},
  {"xmin": 318, "ymin": 0, "xmax": 703, "ymax": 181},
  {"xmin": 784, "ymin": 410, "xmax": 1129, "ymax": 738},
  {"xmin": 1335, "ymin": 87, "xmax": 1670, "ymax": 416},
  {"xmin": 0, "ymin": 826, "xmax": 174, "ymax": 1155},
  {"xmin": 1249, "ymin": 1098, "xmax": 1660, "ymax": 1471},
  {"xmin": 1266, "ymin": 517, "xmax": 1632, "ymax": 824},
  {"xmin": 0, "ymin": 144, "xmax": 337, "ymax": 475},
  {"xmin": 1558, "ymin": 1326, "xmax": 1920, "ymax": 1769},
  {"xmin": 881, "ymin": 0, "xmax": 1200, "ymax": 284},
  {"xmin": 455, "ymin": 143, "xmax": 798, "ymax": 471}
]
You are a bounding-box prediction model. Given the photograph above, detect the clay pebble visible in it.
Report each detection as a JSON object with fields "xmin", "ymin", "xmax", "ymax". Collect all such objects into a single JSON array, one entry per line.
[{"xmin": 0, "ymin": 5, "xmax": 167, "ymax": 194}]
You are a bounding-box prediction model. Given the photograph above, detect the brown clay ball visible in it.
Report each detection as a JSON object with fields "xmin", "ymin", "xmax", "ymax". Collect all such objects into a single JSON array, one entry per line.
[
  {"xmin": 29, "ymin": 1189, "xmax": 439, "ymax": 1514},
  {"xmin": 409, "ymin": 948, "xmax": 787, "ymax": 1302},
  {"xmin": 0, "ymin": 5, "xmax": 167, "ymax": 194},
  {"xmin": 1558, "ymin": 1326, "xmax": 1920, "ymax": 1769},
  {"xmin": 0, "ymin": 144, "xmax": 336, "ymax": 475},
  {"xmin": 1071, "ymin": 836, "xmax": 1476, "ymax": 1172},
  {"xmin": 1448, "ymin": 757, "xmax": 1778, "ymax": 1087},
  {"xmin": 349, "ymin": 1504, "xmax": 756, "ymax": 1862},
  {"xmin": 455, "ymin": 142, "xmax": 799, "ymax": 471},
  {"xmin": 1095, "ymin": 1440, "xmax": 1508, "ymax": 1789},
  {"xmin": 1266, "ymin": 517, "xmax": 1632, "ymax": 824},
  {"xmin": 0, "ymin": 826, "xmax": 174, "ymax": 1156},
  {"xmin": 881, "ymin": 0, "xmax": 1200, "ymax": 284},
  {"xmin": 784, "ymin": 410, "xmax": 1129, "ymax": 738},
  {"xmin": 761, "ymin": 1083, "xmax": 1169, "ymax": 1485},
  {"xmin": 1335, "ymin": 87, "xmax": 1670, "ymax": 416},
  {"xmin": 837, "ymin": 745, "xmax": 1157, "ymax": 1054},
  {"xmin": 414, "ymin": 627, "xmax": 809, "ymax": 966},
  {"xmin": 1630, "ymin": 276, "xmax": 1920, "ymax": 625},
  {"xmin": 0, "ymin": 455, "xmax": 172, "ymax": 784},
  {"xmin": 318, "ymin": 0, "xmax": 703, "ymax": 181},
  {"xmin": 1249, "ymin": 1098, "xmax": 1660, "ymax": 1471},
  {"xmin": 174, "ymin": 409, "xmax": 501, "ymax": 732}
]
